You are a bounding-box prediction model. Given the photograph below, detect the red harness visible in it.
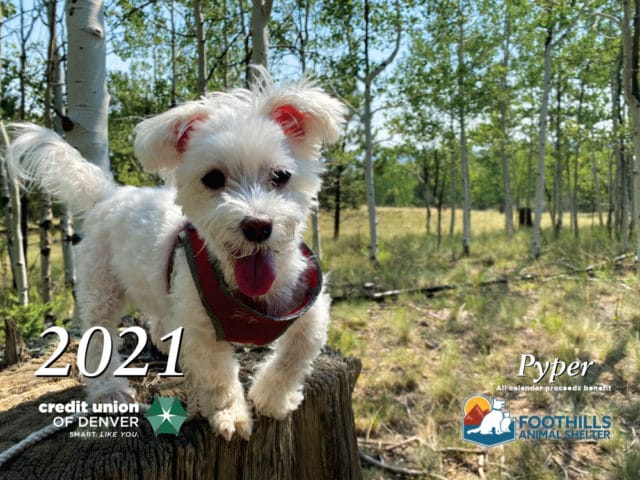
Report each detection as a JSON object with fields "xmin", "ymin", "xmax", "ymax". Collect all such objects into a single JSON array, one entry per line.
[{"xmin": 174, "ymin": 224, "xmax": 322, "ymax": 346}]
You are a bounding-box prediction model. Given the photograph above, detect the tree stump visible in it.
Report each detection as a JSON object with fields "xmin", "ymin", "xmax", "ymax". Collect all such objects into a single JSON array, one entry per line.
[
  {"xmin": 0, "ymin": 348, "xmax": 362, "ymax": 480},
  {"xmin": 3, "ymin": 319, "xmax": 25, "ymax": 366},
  {"xmin": 518, "ymin": 207, "xmax": 533, "ymax": 227}
]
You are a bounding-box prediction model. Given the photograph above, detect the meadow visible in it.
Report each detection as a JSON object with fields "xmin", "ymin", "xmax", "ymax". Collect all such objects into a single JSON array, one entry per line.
[
  {"xmin": 2, "ymin": 207, "xmax": 640, "ymax": 479},
  {"xmin": 316, "ymin": 207, "xmax": 640, "ymax": 479}
]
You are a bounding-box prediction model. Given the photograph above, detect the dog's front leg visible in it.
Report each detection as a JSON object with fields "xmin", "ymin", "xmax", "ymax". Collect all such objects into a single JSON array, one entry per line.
[
  {"xmin": 76, "ymin": 241, "xmax": 134, "ymax": 405},
  {"xmin": 170, "ymin": 252, "xmax": 252, "ymax": 440},
  {"xmin": 179, "ymin": 335, "xmax": 253, "ymax": 441},
  {"xmin": 249, "ymin": 292, "xmax": 330, "ymax": 419}
]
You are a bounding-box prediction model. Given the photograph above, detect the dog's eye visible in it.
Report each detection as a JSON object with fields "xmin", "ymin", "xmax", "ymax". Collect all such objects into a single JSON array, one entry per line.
[
  {"xmin": 201, "ymin": 169, "xmax": 226, "ymax": 190},
  {"xmin": 271, "ymin": 170, "xmax": 292, "ymax": 188}
]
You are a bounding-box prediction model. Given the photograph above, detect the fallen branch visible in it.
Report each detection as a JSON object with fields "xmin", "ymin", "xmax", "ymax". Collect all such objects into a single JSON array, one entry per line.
[
  {"xmin": 478, "ymin": 453, "xmax": 486, "ymax": 480},
  {"xmin": 436, "ymin": 446, "xmax": 485, "ymax": 455},
  {"xmin": 333, "ymin": 253, "xmax": 635, "ymax": 303},
  {"xmin": 359, "ymin": 450, "xmax": 446, "ymax": 480},
  {"xmin": 364, "ymin": 279, "xmax": 506, "ymax": 302},
  {"xmin": 384, "ymin": 435, "xmax": 423, "ymax": 452},
  {"xmin": 358, "ymin": 435, "xmax": 422, "ymax": 452}
]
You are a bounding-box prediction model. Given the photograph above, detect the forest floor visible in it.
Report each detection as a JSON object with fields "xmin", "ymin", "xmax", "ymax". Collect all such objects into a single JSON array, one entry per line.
[
  {"xmin": 1, "ymin": 207, "xmax": 640, "ymax": 479},
  {"xmin": 320, "ymin": 207, "xmax": 640, "ymax": 479}
]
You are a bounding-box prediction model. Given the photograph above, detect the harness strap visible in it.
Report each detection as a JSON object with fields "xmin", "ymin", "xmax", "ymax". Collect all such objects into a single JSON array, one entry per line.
[{"xmin": 177, "ymin": 224, "xmax": 322, "ymax": 346}]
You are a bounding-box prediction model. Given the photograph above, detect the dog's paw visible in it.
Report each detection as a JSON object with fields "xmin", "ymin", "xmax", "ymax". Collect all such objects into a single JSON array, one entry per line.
[
  {"xmin": 86, "ymin": 379, "xmax": 136, "ymax": 407},
  {"xmin": 249, "ymin": 379, "xmax": 304, "ymax": 420},
  {"xmin": 209, "ymin": 400, "xmax": 253, "ymax": 441}
]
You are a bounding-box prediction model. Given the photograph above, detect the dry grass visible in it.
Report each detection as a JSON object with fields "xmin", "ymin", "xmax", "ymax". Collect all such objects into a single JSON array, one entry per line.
[
  {"xmin": 2, "ymin": 209, "xmax": 638, "ymax": 478},
  {"xmin": 317, "ymin": 207, "xmax": 640, "ymax": 479}
]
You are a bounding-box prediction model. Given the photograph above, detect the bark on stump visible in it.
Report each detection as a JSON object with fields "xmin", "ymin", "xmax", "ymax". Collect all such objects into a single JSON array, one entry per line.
[
  {"xmin": 3, "ymin": 319, "xmax": 25, "ymax": 366},
  {"xmin": 0, "ymin": 348, "xmax": 362, "ymax": 480}
]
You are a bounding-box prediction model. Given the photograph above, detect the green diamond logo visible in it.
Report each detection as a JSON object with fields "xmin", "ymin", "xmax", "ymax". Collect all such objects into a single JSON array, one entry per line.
[{"xmin": 145, "ymin": 396, "xmax": 188, "ymax": 436}]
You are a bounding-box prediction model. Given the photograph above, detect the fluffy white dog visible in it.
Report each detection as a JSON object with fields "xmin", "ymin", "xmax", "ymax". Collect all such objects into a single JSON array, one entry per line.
[{"xmin": 7, "ymin": 71, "xmax": 345, "ymax": 441}]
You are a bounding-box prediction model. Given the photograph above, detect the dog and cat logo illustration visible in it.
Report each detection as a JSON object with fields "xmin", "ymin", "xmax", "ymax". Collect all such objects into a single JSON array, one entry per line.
[{"xmin": 463, "ymin": 395, "xmax": 516, "ymax": 447}]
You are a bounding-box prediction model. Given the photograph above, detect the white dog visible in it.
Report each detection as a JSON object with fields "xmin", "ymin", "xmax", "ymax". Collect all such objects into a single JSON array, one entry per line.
[{"xmin": 7, "ymin": 71, "xmax": 345, "ymax": 441}]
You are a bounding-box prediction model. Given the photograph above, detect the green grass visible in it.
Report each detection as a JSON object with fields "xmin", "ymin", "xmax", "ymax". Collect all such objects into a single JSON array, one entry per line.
[
  {"xmin": 0, "ymin": 232, "xmax": 75, "ymax": 345},
  {"xmin": 313, "ymin": 207, "xmax": 640, "ymax": 478},
  {"xmin": 2, "ymin": 208, "xmax": 638, "ymax": 478}
]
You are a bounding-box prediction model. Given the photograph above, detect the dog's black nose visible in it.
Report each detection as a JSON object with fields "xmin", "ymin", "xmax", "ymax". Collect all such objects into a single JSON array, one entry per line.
[{"xmin": 241, "ymin": 218, "xmax": 273, "ymax": 243}]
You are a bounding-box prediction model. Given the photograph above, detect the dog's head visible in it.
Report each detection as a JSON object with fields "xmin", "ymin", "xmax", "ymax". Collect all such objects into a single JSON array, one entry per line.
[
  {"xmin": 134, "ymin": 70, "xmax": 345, "ymax": 300},
  {"xmin": 492, "ymin": 398, "xmax": 506, "ymax": 410}
]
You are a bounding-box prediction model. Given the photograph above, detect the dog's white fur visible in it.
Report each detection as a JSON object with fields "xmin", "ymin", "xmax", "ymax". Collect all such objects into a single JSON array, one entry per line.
[{"xmin": 6, "ymin": 71, "xmax": 345, "ymax": 441}]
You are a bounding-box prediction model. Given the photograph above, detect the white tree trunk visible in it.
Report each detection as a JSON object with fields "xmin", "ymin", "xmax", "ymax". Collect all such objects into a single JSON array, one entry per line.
[
  {"xmin": 459, "ymin": 110, "xmax": 471, "ymax": 256},
  {"xmin": 457, "ymin": 18, "xmax": 471, "ymax": 256},
  {"xmin": 361, "ymin": 0, "xmax": 401, "ymax": 264},
  {"xmin": 622, "ymin": 0, "xmax": 640, "ymax": 260},
  {"xmin": 311, "ymin": 208, "xmax": 321, "ymax": 259},
  {"xmin": 40, "ymin": 0, "xmax": 60, "ymax": 303},
  {"xmin": 0, "ymin": 1, "xmax": 15, "ymax": 287},
  {"xmin": 0, "ymin": 162, "xmax": 16, "ymax": 287},
  {"xmin": 457, "ymin": 12, "xmax": 471, "ymax": 256},
  {"xmin": 499, "ymin": 6, "xmax": 514, "ymax": 238},
  {"xmin": 531, "ymin": 31, "xmax": 554, "ymax": 259},
  {"xmin": 295, "ymin": 1, "xmax": 321, "ymax": 258},
  {"xmin": 194, "ymin": 0, "xmax": 206, "ymax": 96},
  {"xmin": 39, "ymin": 197, "xmax": 53, "ymax": 303},
  {"xmin": 363, "ymin": 81, "xmax": 378, "ymax": 263},
  {"xmin": 250, "ymin": 0, "xmax": 272, "ymax": 71},
  {"xmin": 552, "ymin": 82, "xmax": 563, "ymax": 238},
  {"xmin": 630, "ymin": 112, "xmax": 640, "ymax": 259},
  {"xmin": 65, "ymin": 0, "xmax": 109, "ymax": 172},
  {"xmin": 449, "ymin": 144, "xmax": 456, "ymax": 238},
  {"xmin": 0, "ymin": 122, "xmax": 28, "ymax": 305},
  {"xmin": 49, "ymin": 3, "xmax": 77, "ymax": 288},
  {"xmin": 571, "ymin": 78, "xmax": 586, "ymax": 239},
  {"xmin": 170, "ymin": 0, "xmax": 178, "ymax": 105},
  {"xmin": 612, "ymin": 52, "xmax": 628, "ymax": 243},
  {"xmin": 591, "ymin": 151, "xmax": 603, "ymax": 227}
]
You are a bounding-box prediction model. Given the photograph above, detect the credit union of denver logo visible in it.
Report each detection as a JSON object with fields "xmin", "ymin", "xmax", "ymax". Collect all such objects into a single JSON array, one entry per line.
[
  {"xmin": 462, "ymin": 395, "xmax": 516, "ymax": 448},
  {"xmin": 145, "ymin": 396, "xmax": 188, "ymax": 436}
]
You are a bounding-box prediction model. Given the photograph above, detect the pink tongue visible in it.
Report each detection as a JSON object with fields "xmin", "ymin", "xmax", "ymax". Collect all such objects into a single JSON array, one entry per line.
[{"xmin": 234, "ymin": 249, "xmax": 276, "ymax": 297}]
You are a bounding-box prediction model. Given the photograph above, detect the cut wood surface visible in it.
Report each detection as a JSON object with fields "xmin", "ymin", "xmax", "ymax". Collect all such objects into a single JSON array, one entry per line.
[{"xmin": 0, "ymin": 347, "xmax": 362, "ymax": 480}]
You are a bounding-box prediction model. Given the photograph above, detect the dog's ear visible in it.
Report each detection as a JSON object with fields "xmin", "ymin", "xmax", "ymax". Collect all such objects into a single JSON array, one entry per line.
[
  {"xmin": 134, "ymin": 102, "xmax": 210, "ymax": 172},
  {"xmin": 265, "ymin": 84, "xmax": 346, "ymax": 159}
]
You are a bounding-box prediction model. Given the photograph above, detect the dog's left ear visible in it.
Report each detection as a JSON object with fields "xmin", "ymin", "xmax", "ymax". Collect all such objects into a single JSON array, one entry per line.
[
  {"xmin": 265, "ymin": 85, "xmax": 346, "ymax": 159},
  {"xmin": 134, "ymin": 102, "xmax": 210, "ymax": 172}
]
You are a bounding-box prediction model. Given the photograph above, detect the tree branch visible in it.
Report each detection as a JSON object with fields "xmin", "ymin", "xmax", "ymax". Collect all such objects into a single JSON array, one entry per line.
[
  {"xmin": 359, "ymin": 450, "xmax": 446, "ymax": 479},
  {"xmin": 365, "ymin": 0, "xmax": 402, "ymax": 82}
]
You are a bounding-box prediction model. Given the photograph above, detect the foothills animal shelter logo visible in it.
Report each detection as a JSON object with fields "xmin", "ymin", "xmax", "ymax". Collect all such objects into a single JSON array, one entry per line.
[
  {"xmin": 462, "ymin": 354, "xmax": 614, "ymax": 447},
  {"xmin": 462, "ymin": 394, "xmax": 613, "ymax": 447},
  {"xmin": 462, "ymin": 395, "xmax": 516, "ymax": 448}
]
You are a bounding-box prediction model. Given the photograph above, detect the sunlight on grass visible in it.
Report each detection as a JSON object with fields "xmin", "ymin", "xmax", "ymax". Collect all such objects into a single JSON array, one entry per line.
[
  {"xmin": 1, "ymin": 208, "xmax": 637, "ymax": 478},
  {"xmin": 0, "ymin": 231, "xmax": 74, "ymax": 344},
  {"xmin": 317, "ymin": 207, "xmax": 638, "ymax": 478}
]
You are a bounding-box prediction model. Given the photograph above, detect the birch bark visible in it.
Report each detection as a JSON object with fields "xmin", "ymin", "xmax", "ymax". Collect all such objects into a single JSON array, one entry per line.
[
  {"xmin": 362, "ymin": 0, "xmax": 401, "ymax": 264},
  {"xmin": 621, "ymin": 0, "xmax": 640, "ymax": 260},
  {"xmin": 531, "ymin": 26, "xmax": 554, "ymax": 259},
  {"xmin": 250, "ymin": 0, "xmax": 273, "ymax": 72},
  {"xmin": 65, "ymin": 0, "xmax": 109, "ymax": 172},
  {"xmin": 194, "ymin": 0, "xmax": 206, "ymax": 96},
  {"xmin": 0, "ymin": 123, "xmax": 28, "ymax": 305},
  {"xmin": 499, "ymin": 4, "xmax": 514, "ymax": 237}
]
